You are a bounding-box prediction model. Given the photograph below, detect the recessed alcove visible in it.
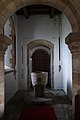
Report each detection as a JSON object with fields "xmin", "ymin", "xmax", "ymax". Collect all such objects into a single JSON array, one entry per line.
[{"xmin": 27, "ymin": 40, "xmax": 54, "ymax": 89}]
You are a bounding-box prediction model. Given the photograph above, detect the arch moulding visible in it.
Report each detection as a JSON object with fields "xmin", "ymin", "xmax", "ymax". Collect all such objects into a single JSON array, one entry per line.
[
  {"xmin": 0, "ymin": 0, "xmax": 80, "ymax": 33},
  {"xmin": 27, "ymin": 39, "xmax": 54, "ymax": 89},
  {"xmin": 0, "ymin": 0, "xmax": 80, "ymax": 118}
]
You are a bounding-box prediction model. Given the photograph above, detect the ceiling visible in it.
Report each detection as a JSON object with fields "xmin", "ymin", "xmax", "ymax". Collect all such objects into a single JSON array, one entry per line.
[{"xmin": 16, "ymin": 4, "xmax": 62, "ymax": 19}]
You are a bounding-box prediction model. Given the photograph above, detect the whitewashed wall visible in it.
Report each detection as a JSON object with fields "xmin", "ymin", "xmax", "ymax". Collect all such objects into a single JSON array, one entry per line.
[
  {"xmin": 5, "ymin": 72, "xmax": 18, "ymax": 103},
  {"xmin": 61, "ymin": 14, "xmax": 72, "ymax": 100},
  {"xmin": 17, "ymin": 14, "xmax": 63, "ymax": 90}
]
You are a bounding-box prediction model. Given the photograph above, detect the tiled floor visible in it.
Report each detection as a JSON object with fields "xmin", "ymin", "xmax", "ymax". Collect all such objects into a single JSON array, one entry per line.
[{"xmin": 5, "ymin": 89, "xmax": 73, "ymax": 120}]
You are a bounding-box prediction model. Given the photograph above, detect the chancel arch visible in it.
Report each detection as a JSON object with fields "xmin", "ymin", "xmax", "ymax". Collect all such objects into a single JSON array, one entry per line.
[{"xmin": 0, "ymin": 0, "xmax": 80, "ymax": 33}]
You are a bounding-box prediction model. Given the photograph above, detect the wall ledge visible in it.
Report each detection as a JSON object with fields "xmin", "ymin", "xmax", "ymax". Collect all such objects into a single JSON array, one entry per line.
[{"xmin": 4, "ymin": 66, "xmax": 15, "ymax": 74}]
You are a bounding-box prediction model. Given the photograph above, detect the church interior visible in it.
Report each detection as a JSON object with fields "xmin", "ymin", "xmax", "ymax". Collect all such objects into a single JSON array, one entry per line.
[{"xmin": 0, "ymin": 0, "xmax": 80, "ymax": 120}]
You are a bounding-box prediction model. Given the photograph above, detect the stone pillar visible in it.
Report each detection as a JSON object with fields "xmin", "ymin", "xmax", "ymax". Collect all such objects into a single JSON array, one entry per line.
[
  {"xmin": 0, "ymin": 34, "xmax": 11, "ymax": 119},
  {"xmin": 65, "ymin": 32, "xmax": 80, "ymax": 114}
]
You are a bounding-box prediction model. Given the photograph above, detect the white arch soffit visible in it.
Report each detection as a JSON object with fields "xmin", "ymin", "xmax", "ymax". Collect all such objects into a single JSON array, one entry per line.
[{"xmin": 30, "ymin": 46, "xmax": 51, "ymax": 57}]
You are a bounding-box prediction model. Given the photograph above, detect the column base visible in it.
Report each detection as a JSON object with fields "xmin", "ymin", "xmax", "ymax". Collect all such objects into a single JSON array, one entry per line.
[{"xmin": 34, "ymin": 85, "xmax": 45, "ymax": 97}]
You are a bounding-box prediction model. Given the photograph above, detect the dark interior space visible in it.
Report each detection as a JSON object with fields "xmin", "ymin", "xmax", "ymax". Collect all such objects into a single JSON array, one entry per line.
[
  {"xmin": 32, "ymin": 49, "xmax": 51, "ymax": 88},
  {"xmin": 16, "ymin": 4, "xmax": 62, "ymax": 19}
]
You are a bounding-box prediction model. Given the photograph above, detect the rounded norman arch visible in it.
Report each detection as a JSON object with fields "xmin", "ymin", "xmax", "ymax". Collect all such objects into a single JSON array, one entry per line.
[
  {"xmin": 30, "ymin": 46, "xmax": 50, "ymax": 57},
  {"xmin": 0, "ymin": 0, "xmax": 80, "ymax": 33},
  {"xmin": 27, "ymin": 39, "xmax": 54, "ymax": 89}
]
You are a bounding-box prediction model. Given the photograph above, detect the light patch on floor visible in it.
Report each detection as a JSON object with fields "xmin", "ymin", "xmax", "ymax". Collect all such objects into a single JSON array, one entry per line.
[{"xmin": 5, "ymin": 89, "xmax": 72, "ymax": 120}]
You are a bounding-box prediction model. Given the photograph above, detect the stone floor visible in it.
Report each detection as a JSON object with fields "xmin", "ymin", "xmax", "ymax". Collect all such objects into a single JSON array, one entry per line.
[{"xmin": 4, "ymin": 89, "xmax": 73, "ymax": 120}]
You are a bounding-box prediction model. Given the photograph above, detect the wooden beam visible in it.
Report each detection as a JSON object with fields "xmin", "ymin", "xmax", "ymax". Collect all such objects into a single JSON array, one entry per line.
[{"xmin": 23, "ymin": 7, "xmax": 29, "ymax": 19}]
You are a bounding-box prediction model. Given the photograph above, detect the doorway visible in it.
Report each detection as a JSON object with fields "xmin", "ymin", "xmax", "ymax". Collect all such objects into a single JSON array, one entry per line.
[
  {"xmin": 32, "ymin": 49, "xmax": 50, "ymax": 88},
  {"xmin": 27, "ymin": 40, "xmax": 54, "ymax": 89}
]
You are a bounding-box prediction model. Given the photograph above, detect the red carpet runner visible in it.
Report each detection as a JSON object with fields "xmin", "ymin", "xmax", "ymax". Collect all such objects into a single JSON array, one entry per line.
[{"xmin": 19, "ymin": 106, "xmax": 57, "ymax": 120}]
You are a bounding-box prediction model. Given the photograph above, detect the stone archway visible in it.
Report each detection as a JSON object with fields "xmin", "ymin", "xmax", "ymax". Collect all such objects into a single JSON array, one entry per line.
[
  {"xmin": 0, "ymin": 0, "xmax": 80, "ymax": 118},
  {"xmin": 27, "ymin": 39, "xmax": 54, "ymax": 89},
  {"xmin": 0, "ymin": 0, "xmax": 80, "ymax": 33}
]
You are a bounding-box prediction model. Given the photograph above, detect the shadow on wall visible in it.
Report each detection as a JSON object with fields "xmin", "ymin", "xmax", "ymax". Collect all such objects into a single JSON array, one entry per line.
[{"xmin": 67, "ymin": 79, "xmax": 72, "ymax": 101}]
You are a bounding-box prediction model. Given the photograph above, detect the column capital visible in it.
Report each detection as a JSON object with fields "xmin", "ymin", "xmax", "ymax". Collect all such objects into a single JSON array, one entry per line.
[
  {"xmin": 65, "ymin": 32, "xmax": 80, "ymax": 53},
  {"xmin": 0, "ymin": 34, "xmax": 12, "ymax": 57}
]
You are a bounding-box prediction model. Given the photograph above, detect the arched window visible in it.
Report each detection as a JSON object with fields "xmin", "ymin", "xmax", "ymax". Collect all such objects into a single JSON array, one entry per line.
[{"xmin": 4, "ymin": 16, "xmax": 16, "ymax": 74}]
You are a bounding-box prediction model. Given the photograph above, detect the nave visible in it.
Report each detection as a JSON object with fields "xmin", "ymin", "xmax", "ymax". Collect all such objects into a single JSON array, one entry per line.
[{"xmin": 5, "ymin": 89, "xmax": 72, "ymax": 120}]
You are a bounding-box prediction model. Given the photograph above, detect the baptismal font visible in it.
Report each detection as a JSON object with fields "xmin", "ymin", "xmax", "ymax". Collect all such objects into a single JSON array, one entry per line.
[{"xmin": 31, "ymin": 71, "xmax": 48, "ymax": 97}]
